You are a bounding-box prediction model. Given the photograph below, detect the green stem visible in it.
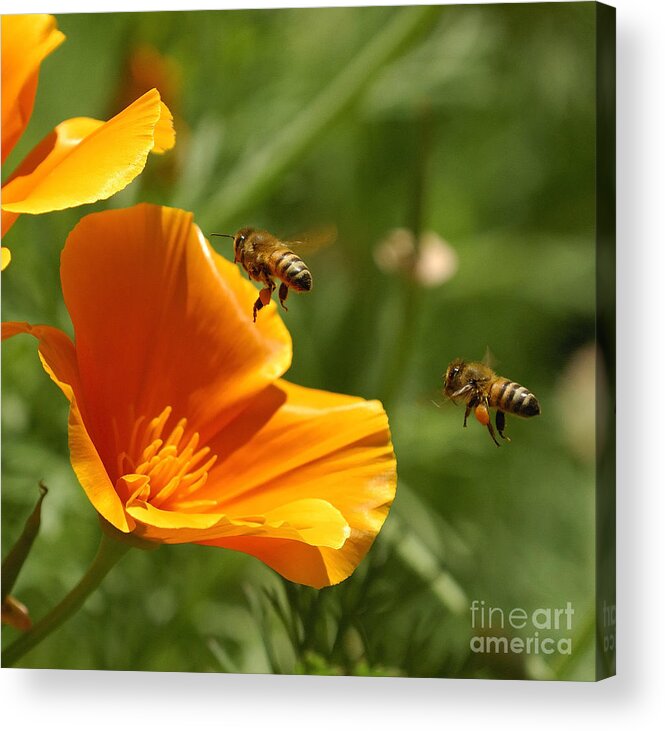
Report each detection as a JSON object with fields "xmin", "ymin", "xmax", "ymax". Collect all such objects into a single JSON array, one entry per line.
[
  {"xmin": 2, "ymin": 531, "xmax": 131, "ymax": 667},
  {"xmin": 201, "ymin": 4, "xmax": 442, "ymax": 228},
  {"xmin": 378, "ymin": 107, "xmax": 432, "ymax": 409}
]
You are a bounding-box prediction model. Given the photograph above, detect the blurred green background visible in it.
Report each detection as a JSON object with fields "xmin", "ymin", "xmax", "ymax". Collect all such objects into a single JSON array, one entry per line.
[{"xmin": 2, "ymin": 3, "xmax": 600, "ymax": 678}]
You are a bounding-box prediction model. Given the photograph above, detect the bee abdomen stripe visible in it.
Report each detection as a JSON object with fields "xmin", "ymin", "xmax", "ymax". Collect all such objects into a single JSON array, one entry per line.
[
  {"xmin": 291, "ymin": 268, "xmax": 312, "ymax": 291},
  {"xmin": 520, "ymin": 393, "xmax": 534, "ymax": 410},
  {"xmin": 521, "ymin": 393, "xmax": 541, "ymax": 416},
  {"xmin": 494, "ymin": 382, "xmax": 530, "ymax": 412},
  {"xmin": 489, "ymin": 378, "xmax": 540, "ymax": 416},
  {"xmin": 276, "ymin": 252, "xmax": 304, "ymax": 275},
  {"xmin": 491, "ymin": 379, "xmax": 512, "ymax": 408},
  {"xmin": 285, "ymin": 261, "xmax": 306, "ymax": 278},
  {"xmin": 507, "ymin": 385, "xmax": 536, "ymax": 415},
  {"xmin": 276, "ymin": 251, "xmax": 299, "ymax": 266},
  {"xmin": 504, "ymin": 383, "xmax": 521, "ymax": 409},
  {"xmin": 513, "ymin": 388, "xmax": 531, "ymax": 410}
]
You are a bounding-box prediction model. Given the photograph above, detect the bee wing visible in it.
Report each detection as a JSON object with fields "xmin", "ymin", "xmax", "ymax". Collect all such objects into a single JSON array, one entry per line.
[
  {"xmin": 286, "ymin": 224, "xmax": 338, "ymax": 255},
  {"xmin": 482, "ymin": 346, "xmax": 499, "ymax": 369}
]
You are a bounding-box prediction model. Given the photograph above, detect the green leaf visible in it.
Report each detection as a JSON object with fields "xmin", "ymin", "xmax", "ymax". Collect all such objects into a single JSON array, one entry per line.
[{"xmin": 2, "ymin": 482, "xmax": 48, "ymax": 603}]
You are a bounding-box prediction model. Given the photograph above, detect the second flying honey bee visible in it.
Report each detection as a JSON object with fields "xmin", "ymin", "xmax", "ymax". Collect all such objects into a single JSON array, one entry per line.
[
  {"xmin": 443, "ymin": 358, "xmax": 540, "ymax": 446},
  {"xmin": 212, "ymin": 228, "xmax": 314, "ymax": 322}
]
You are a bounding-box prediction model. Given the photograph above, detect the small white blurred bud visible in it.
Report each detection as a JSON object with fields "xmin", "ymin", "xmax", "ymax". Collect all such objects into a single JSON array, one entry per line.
[
  {"xmin": 373, "ymin": 228, "xmax": 416, "ymax": 273},
  {"xmin": 374, "ymin": 228, "xmax": 458, "ymax": 288},
  {"xmin": 555, "ymin": 343, "xmax": 602, "ymax": 463},
  {"xmin": 414, "ymin": 231, "xmax": 458, "ymax": 287}
]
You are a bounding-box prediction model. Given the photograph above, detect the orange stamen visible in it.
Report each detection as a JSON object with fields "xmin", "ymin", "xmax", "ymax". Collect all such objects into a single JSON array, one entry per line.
[{"xmin": 117, "ymin": 406, "xmax": 218, "ymax": 511}]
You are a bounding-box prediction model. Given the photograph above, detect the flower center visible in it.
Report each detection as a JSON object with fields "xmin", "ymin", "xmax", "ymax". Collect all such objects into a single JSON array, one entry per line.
[{"xmin": 116, "ymin": 406, "xmax": 218, "ymax": 510}]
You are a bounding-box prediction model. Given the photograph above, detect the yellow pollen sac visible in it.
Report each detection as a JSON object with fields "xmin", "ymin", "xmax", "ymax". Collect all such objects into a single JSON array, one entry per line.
[{"xmin": 119, "ymin": 407, "xmax": 217, "ymax": 509}]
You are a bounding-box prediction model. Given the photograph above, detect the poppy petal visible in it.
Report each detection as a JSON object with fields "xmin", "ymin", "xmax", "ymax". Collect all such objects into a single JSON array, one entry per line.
[
  {"xmin": 125, "ymin": 497, "xmax": 349, "ymax": 549},
  {"xmin": 59, "ymin": 204, "xmax": 292, "ymax": 476},
  {"xmin": 152, "ymin": 101, "xmax": 175, "ymax": 153},
  {"xmin": 2, "ymin": 120, "xmax": 102, "ymax": 237},
  {"xmin": 199, "ymin": 381, "xmax": 397, "ymax": 588},
  {"xmin": 2, "ymin": 321, "xmax": 79, "ymax": 400},
  {"xmin": 69, "ymin": 395, "xmax": 133, "ymax": 532},
  {"xmin": 2, "ymin": 322, "xmax": 130, "ymax": 531},
  {"xmin": 1, "ymin": 14, "xmax": 65, "ymax": 163},
  {"xmin": 1, "ymin": 247, "xmax": 11, "ymax": 270},
  {"xmin": 2, "ymin": 89, "xmax": 174, "ymax": 223}
]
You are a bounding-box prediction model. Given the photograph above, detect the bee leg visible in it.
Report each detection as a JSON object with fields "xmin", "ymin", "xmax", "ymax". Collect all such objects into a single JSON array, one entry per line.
[
  {"xmin": 278, "ymin": 282, "xmax": 289, "ymax": 311},
  {"xmin": 252, "ymin": 287, "xmax": 273, "ymax": 322},
  {"xmin": 251, "ymin": 273, "xmax": 276, "ymax": 321},
  {"xmin": 252, "ymin": 295, "xmax": 262, "ymax": 322},
  {"xmin": 486, "ymin": 418, "xmax": 501, "ymax": 447},
  {"xmin": 463, "ymin": 401, "xmax": 474, "ymax": 427},
  {"xmin": 496, "ymin": 410, "xmax": 511, "ymax": 442}
]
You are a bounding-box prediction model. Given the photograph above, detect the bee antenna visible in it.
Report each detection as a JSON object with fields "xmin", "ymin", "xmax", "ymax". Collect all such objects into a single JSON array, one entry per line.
[{"xmin": 210, "ymin": 233, "xmax": 235, "ymax": 240}]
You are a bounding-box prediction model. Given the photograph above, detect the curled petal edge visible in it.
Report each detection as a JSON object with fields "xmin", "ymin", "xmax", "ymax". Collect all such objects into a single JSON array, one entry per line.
[
  {"xmin": 1, "ymin": 89, "xmax": 175, "ymax": 239},
  {"xmin": 2, "ymin": 322, "xmax": 130, "ymax": 531}
]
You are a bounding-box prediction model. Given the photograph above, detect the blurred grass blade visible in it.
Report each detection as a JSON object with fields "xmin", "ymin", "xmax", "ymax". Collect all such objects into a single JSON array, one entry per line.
[
  {"xmin": 382, "ymin": 513, "xmax": 468, "ymax": 615},
  {"xmin": 171, "ymin": 115, "xmax": 225, "ymax": 208},
  {"xmin": 243, "ymin": 583, "xmax": 281, "ymax": 674},
  {"xmin": 207, "ymin": 637, "xmax": 240, "ymax": 674},
  {"xmin": 201, "ymin": 4, "xmax": 442, "ymax": 227},
  {"xmin": 1, "ymin": 482, "xmax": 47, "ymax": 603},
  {"xmin": 394, "ymin": 481, "xmax": 472, "ymax": 565},
  {"xmin": 263, "ymin": 585, "xmax": 300, "ymax": 651}
]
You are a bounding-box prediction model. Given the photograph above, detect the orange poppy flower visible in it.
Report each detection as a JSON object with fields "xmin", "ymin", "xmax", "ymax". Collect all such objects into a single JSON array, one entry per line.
[
  {"xmin": 2, "ymin": 204, "xmax": 397, "ymax": 588},
  {"xmin": 1, "ymin": 14, "xmax": 175, "ymax": 268}
]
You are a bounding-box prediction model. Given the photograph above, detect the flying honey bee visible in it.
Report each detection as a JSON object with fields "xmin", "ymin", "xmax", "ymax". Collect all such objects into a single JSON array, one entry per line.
[
  {"xmin": 442, "ymin": 358, "xmax": 540, "ymax": 446},
  {"xmin": 212, "ymin": 226, "xmax": 337, "ymax": 322}
]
